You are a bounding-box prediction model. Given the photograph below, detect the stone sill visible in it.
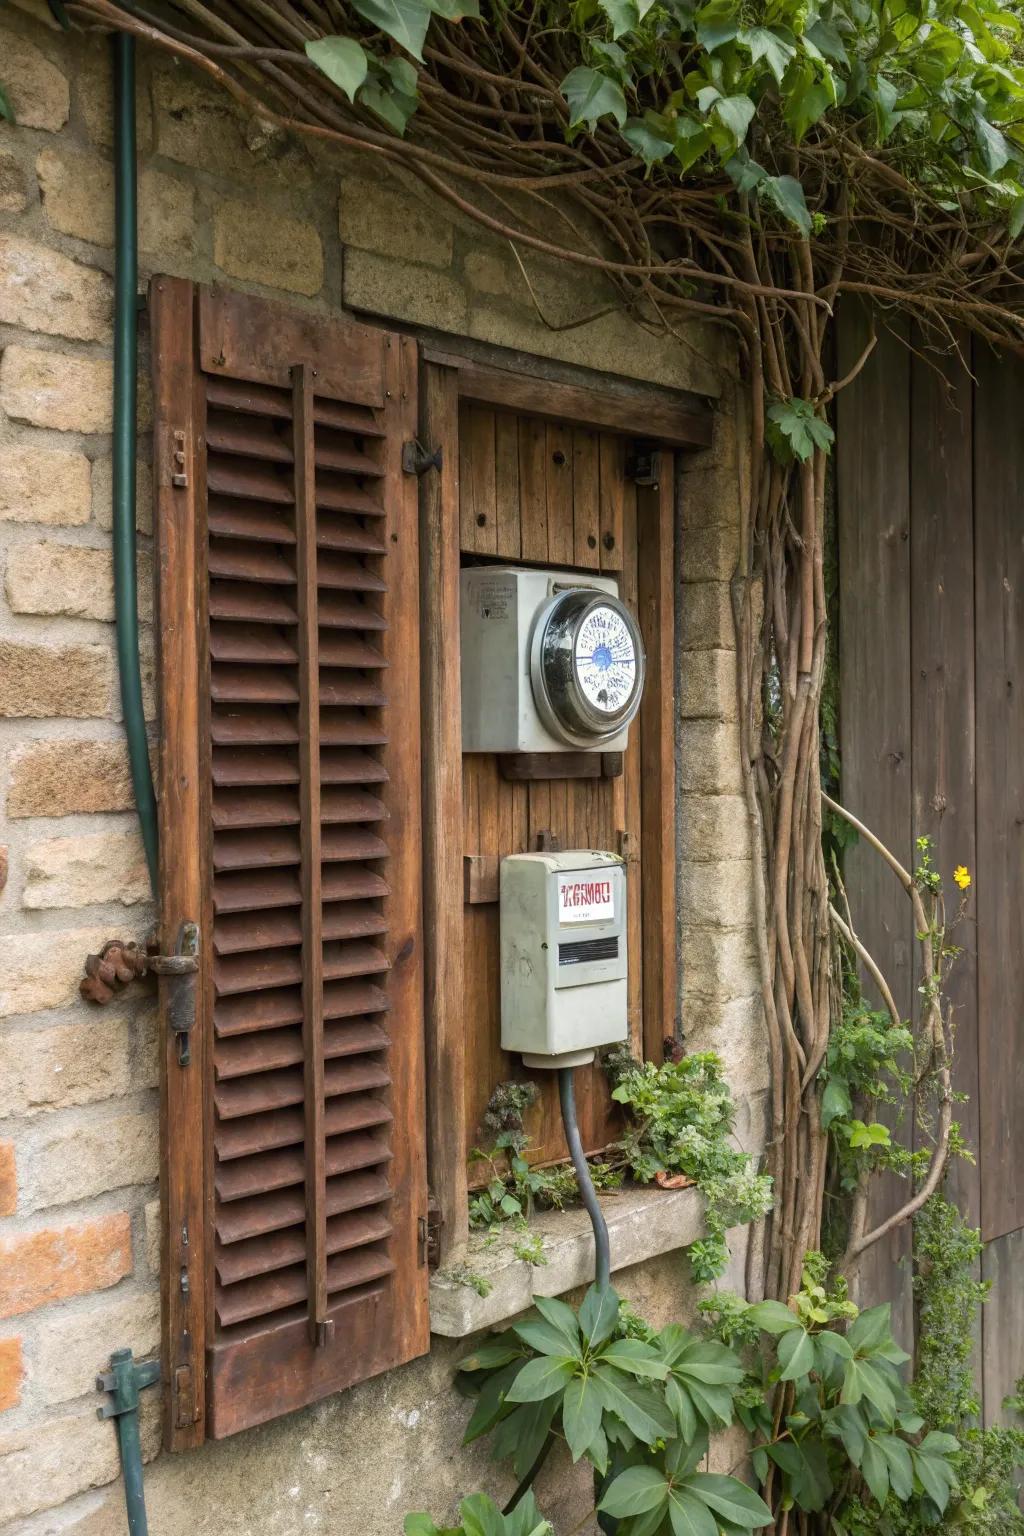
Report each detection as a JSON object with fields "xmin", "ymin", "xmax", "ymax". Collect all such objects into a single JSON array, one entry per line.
[{"xmin": 429, "ymin": 1183, "xmax": 704, "ymax": 1338}]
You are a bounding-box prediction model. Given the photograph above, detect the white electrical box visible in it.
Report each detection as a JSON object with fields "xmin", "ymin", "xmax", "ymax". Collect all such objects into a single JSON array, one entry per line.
[
  {"xmin": 460, "ymin": 566, "xmax": 646, "ymax": 754},
  {"xmin": 500, "ymin": 850, "xmax": 628, "ymax": 1068}
]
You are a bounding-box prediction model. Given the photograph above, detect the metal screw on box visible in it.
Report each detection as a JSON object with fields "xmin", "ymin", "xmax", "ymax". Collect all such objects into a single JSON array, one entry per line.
[{"xmin": 96, "ymin": 1348, "xmax": 160, "ymax": 1536}]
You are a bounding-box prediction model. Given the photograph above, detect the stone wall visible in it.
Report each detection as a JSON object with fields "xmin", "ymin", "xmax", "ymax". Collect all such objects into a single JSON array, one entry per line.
[{"xmin": 0, "ymin": 3, "xmax": 763, "ymax": 1531}]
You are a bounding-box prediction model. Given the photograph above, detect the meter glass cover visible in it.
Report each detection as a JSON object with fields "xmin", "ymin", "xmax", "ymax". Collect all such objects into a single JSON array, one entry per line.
[{"xmin": 573, "ymin": 604, "xmax": 638, "ymax": 715}]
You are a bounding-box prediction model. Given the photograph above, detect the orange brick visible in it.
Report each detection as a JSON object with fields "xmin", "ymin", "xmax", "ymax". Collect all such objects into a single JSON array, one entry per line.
[
  {"xmin": 0, "ymin": 1214, "xmax": 131, "ymax": 1320},
  {"xmin": 0, "ymin": 1144, "xmax": 14, "ymax": 1217},
  {"xmin": 0, "ymin": 1337, "xmax": 23, "ymax": 1411}
]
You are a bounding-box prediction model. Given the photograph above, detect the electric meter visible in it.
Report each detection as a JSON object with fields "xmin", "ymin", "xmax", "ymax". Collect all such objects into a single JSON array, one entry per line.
[
  {"xmin": 500, "ymin": 850, "xmax": 628, "ymax": 1068},
  {"xmin": 461, "ymin": 566, "xmax": 646, "ymax": 754}
]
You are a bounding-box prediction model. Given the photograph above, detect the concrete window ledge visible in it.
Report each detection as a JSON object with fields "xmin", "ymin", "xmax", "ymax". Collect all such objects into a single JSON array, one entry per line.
[{"xmin": 429, "ymin": 1183, "xmax": 704, "ymax": 1338}]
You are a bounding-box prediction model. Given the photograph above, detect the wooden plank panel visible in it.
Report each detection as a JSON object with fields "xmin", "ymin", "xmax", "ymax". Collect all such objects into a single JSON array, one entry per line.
[
  {"xmin": 293, "ymin": 364, "xmax": 328, "ymax": 1341},
  {"xmin": 973, "ymin": 340, "xmax": 1024, "ymax": 1245},
  {"xmin": 151, "ymin": 275, "xmax": 207, "ymax": 1450},
  {"xmin": 519, "ymin": 418, "xmax": 549, "ymax": 563},
  {"xmin": 621, "ymin": 484, "xmax": 644, "ymax": 1055},
  {"xmin": 836, "ymin": 308, "xmax": 915, "ymax": 1343},
  {"xmin": 573, "ymin": 429, "xmax": 601, "ymax": 570},
  {"xmin": 981, "ymin": 1228, "xmax": 1024, "ymax": 1426},
  {"xmin": 599, "ymin": 435, "xmax": 624, "ymax": 572},
  {"xmin": 909, "ymin": 337, "xmax": 979, "ymax": 1228},
  {"xmin": 545, "ymin": 422, "xmax": 575, "ymax": 566},
  {"xmin": 494, "ymin": 411, "xmax": 522, "ymax": 560},
  {"xmin": 637, "ymin": 471, "xmax": 677, "ymax": 1062},
  {"xmin": 459, "ymin": 404, "xmax": 498, "ymax": 555},
  {"xmin": 420, "ymin": 362, "xmax": 468, "ymax": 1259}
]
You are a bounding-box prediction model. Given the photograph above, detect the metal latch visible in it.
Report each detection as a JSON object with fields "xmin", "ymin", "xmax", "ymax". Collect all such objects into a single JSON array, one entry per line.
[
  {"xmin": 418, "ymin": 1193, "xmax": 444, "ymax": 1268},
  {"xmin": 151, "ymin": 921, "xmax": 200, "ymax": 1066},
  {"xmin": 402, "ymin": 439, "xmax": 443, "ymax": 476}
]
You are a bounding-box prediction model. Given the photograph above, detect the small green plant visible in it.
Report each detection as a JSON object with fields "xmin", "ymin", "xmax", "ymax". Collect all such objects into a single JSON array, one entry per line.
[{"xmin": 404, "ymin": 1490, "xmax": 550, "ymax": 1536}]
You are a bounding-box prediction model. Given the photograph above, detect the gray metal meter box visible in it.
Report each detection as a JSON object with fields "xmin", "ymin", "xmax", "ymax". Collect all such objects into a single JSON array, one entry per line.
[
  {"xmin": 500, "ymin": 850, "xmax": 627, "ymax": 1068},
  {"xmin": 460, "ymin": 566, "xmax": 646, "ymax": 753}
]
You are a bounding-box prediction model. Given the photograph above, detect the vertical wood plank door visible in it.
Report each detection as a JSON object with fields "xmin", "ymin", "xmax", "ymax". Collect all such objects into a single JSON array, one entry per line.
[
  {"xmin": 457, "ymin": 404, "xmax": 670, "ymax": 1171},
  {"xmin": 153, "ymin": 282, "xmax": 428, "ymax": 1443}
]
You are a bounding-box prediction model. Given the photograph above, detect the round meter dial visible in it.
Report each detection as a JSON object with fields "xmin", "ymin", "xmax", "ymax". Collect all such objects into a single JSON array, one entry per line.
[{"xmin": 530, "ymin": 588, "xmax": 646, "ymax": 747}]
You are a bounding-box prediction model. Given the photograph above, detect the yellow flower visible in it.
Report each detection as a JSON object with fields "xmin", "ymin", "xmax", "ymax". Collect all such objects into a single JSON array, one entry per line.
[{"xmin": 953, "ymin": 865, "xmax": 971, "ymax": 891}]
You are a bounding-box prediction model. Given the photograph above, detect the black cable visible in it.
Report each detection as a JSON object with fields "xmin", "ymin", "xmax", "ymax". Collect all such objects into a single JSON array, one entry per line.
[{"xmin": 558, "ymin": 1065, "xmax": 611, "ymax": 1292}]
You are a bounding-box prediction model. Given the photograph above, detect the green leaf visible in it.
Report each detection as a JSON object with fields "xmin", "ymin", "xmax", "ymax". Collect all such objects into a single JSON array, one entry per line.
[
  {"xmin": 360, "ymin": 78, "xmax": 417, "ymax": 134},
  {"xmin": 741, "ymin": 26, "xmax": 796, "ymax": 84},
  {"xmin": 458, "ymin": 1338, "xmax": 523, "ymax": 1373},
  {"xmin": 975, "ymin": 111, "xmax": 1011, "ymax": 175},
  {"xmin": 848, "ymin": 1304, "xmax": 892, "ymax": 1355},
  {"xmin": 920, "ymin": 1431, "xmax": 960, "ymax": 1455},
  {"xmin": 462, "ymin": 1363, "xmax": 519, "ymax": 1444},
  {"xmin": 621, "ymin": 116, "xmax": 674, "ymax": 165},
  {"xmin": 404, "ymin": 1516, "xmax": 439, "ymax": 1536},
  {"xmin": 561, "ymin": 67, "xmax": 627, "ymax": 131},
  {"xmin": 685, "ymin": 1374, "xmax": 735, "ymax": 1428},
  {"xmin": 561, "ymin": 1374, "xmax": 603, "ymax": 1462},
  {"xmin": 666, "ymin": 1375, "xmax": 699, "ymax": 1441},
  {"xmin": 0, "ymin": 82, "xmax": 14, "ymax": 125},
  {"xmin": 601, "ymin": 1339, "xmax": 670, "ymax": 1379},
  {"xmin": 747, "ymin": 1300, "xmax": 801, "ymax": 1335},
  {"xmin": 713, "ymin": 93, "xmax": 756, "ymax": 145},
  {"xmin": 777, "ymin": 1328, "xmax": 815, "ymax": 1382},
  {"xmin": 912, "ymin": 1447, "xmax": 956, "ymax": 1513},
  {"xmin": 504, "ymin": 1492, "xmax": 548, "ymax": 1536},
  {"xmin": 878, "ymin": 1435, "xmax": 914, "ymax": 1502},
  {"xmin": 599, "ymin": 0, "xmax": 639, "ymax": 39},
  {"xmin": 820, "ymin": 1078, "xmax": 852, "ymax": 1130},
  {"xmin": 599, "ymin": 1466, "xmax": 669, "ymax": 1518},
  {"xmin": 533, "ymin": 1295, "xmax": 583, "ymax": 1352},
  {"xmin": 805, "ymin": 19, "xmax": 849, "ymax": 66},
  {"xmin": 860, "ymin": 1438, "xmax": 890, "ymax": 1506},
  {"xmin": 1009, "ymin": 195, "xmax": 1024, "ymax": 239},
  {"xmin": 349, "ymin": 0, "xmax": 431, "ymax": 59},
  {"xmin": 766, "ymin": 1436, "xmax": 833, "ymax": 1512},
  {"xmin": 580, "ymin": 1283, "xmax": 621, "ymax": 1349},
  {"xmin": 427, "ymin": 0, "xmax": 480, "ymax": 17},
  {"xmin": 843, "ymin": 1359, "xmax": 896, "ymax": 1421},
  {"xmin": 460, "ymin": 1494, "xmax": 506, "ymax": 1536},
  {"xmin": 686, "ymin": 1473, "xmax": 774, "ymax": 1529},
  {"xmin": 668, "ymin": 1488, "xmax": 719, "ymax": 1536},
  {"xmin": 666, "ymin": 1427, "xmax": 710, "ymax": 1480},
  {"xmin": 815, "ymin": 1331, "xmax": 853, "ymax": 1365},
  {"xmin": 304, "ymin": 36, "xmax": 368, "ymax": 100},
  {"xmin": 760, "ymin": 175, "xmax": 812, "ymax": 236},
  {"xmin": 515, "ymin": 1319, "xmax": 584, "ymax": 1359},
  {"xmin": 676, "ymin": 1340, "xmax": 746, "ymax": 1385},
  {"xmin": 505, "ymin": 1355, "xmax": 576, "ymax": 1403},
  {"xmin": 592, "ymin": 1365, "xmax": 677, "ymax": 1442}
]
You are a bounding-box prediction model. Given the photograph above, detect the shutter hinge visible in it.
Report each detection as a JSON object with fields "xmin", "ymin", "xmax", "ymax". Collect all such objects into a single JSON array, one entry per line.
[
  {"xmin": 626, "ymin": 442, "xmax": 661, "ymax": 487},
  {"xmin": 150, "ymin": 921, "xmax": 200, "ymax": 1066},
  {"xmin": 172, "ymin": 429, "xmax": 189, "ymax": 488},
  {"xmin": 402, "ymin": 439, "xmax": 443, "ymax": 476},
  {"xmin": 419, "ymin": 1193, "xmax": 443, "ymax": 1268}
]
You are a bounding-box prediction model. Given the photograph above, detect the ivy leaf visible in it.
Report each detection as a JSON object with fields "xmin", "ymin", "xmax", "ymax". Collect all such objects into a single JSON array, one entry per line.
[
  {"xmin": 820, "ymin": 1078, "xmax": 852, "ymax": 1131},
  {"xmin": 747, "ymin": 1300, "xmax": 801, "ymax": 1335},
  {"xmin": 685, "ymin": 1473, "xmax": 774, "ymax": 1529},
  {"xmin": 777, "ymin": 1327, "xmax": 815, "ymax": 1381},
  {"xmin": 805, "ymin": 19, "xmax": 849, "ymax": 66},
  {"xmin": 760, "ymin": 174, "xmax": 812, "ymax": 236},
  {"xmin": 428, "ymin": 0, "xmax": 481, "ymax": 18},
  {"xmin": 696, "ymin": 0, "xmax": 739, "ymax": 51},
  {"xmin": 974, "ymin": 110, "xmax": 1011, "ymax": 174},
  {"xmin": 349, "ymin": 0, "xmax": 432, "ymax": 59},
  {"xmin": 360, "ymin": 76, "xmax": 418, "ymax": 134},
  {"xmin": 742, "ymin": 26, "xmax": 796, "ymax": 84},
  {"xmin": 561, "ymin": 1374, "xmax": 603, "ymax": 1462},
  {"xmin": 713, "ymin": 93, "xmax": 756, "ymax": 145},
  {"xmin": 599, "ymin": 1466, "xmax": 670, "ymax": 1518},
  {"xmin": 766, "ymin": 398, "xmax": 834, "ymax": 462},
  {"xmin": 304, "ymin": 36, "xmax": 368, "ymax": 100},
  {"xmin": 561, "ymin": 67, "xmax": 628, "ymax": 130},
  {"xmin": 667, "ymin": 1489, "xmax": 719, "ymax": 1536},
  {"xmin": 0, "ymin": 82, "xmax": 14, "ymax": 124},
  {"xmin": 1008, "ymin": 195, "xmax": 1024, "ymax": 238},
  {"xmin": 599, "ymin": 0, "xmax": 640, "ymax": 39},
  {"xmin": 505, "ymin": 1355, "xmax": 577, "ymax": 1403},
  {"xmin": 580, "ymin": 1282, "xmax": 621, "ymax": 1349},
  {"xmin": 621, "ymin": 116, "xmax": 674, "ymax": 165}
]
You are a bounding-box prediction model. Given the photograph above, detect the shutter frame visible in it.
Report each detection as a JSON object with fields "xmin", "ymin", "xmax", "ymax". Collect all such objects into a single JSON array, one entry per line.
[{"xmin": 153, "ymin": 280, "xmax": 429, "ymax": 1446}]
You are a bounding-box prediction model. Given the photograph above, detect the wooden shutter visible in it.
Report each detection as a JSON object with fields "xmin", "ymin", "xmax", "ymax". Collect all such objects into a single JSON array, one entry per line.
[{"xmin": 152, "ymin": 279, "xmax": 428, "ymax": 1445}]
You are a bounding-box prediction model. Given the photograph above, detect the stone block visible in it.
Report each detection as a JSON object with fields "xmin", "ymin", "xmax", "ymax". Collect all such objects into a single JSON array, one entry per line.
[
  {"xmin": 36, "ymin": 147, "xmax": 196, "ymax": 258},
  {"xmin": 5, "ymin": 541, "xmax": 153, "ymax": 622},
  {"xmin": 0, "ymin": 236, "xmax": 112, "ymax": 342},
  {"xmin": 91, "ymin": 454, "xmax": 153, "ymax": 534},
  {"xmin": 0, "ymin": 1014, "xmax": 134, "ymax": 1117},
  {"xmin": 0, "ymin": 639, "xmax": 112, "ymax": 719},
  {"xmin": 152, "ymin": 63, "xmax": 251, "ymax": 177},
  {"xmin": 678, "ymin": 720, "xmax": 743, "ymax": 797},
  {"xmin": 21, "ymin": 1111, "xmax": 158, "ymax": 1213},
  {"xmin": 1, "ymin": 347, "xmax": 110, "ymax": 433},
  {"xmin": 31, "ymin": 1290, "xmax": 159, "ymax": 1406},
  {"xmin": 0, "ymin": 923, "xmax": 117, "ymax": 1016},
  {"xmin": 679, "ymin": 648, "xmax": 738, "ymax": 721},
  {"xmin": 7, "ymin": 738, "xmax": 135, "ymax": 817},
  {"xmin": 0, "ymin": 1142, "xmax": 15, "ymax": 1217},
  {"xmin": 22, "ymin": 827, "xmax": 150, "ymax": 909},
  {"xmin": 0, "ymin": 28, "xmax": 68, "ymax": 132},
  {"xmin": 679, "ymin": 858, "xmax": 754, "ymax": 929},
  {"xmin": 681, "ymin": 923, "xmax": 760, "ymax": 1002},
  {"xmin": 463, "ymin": 249, "xmax": 520, "ymax": 300},
  {"xmin": 340, "ymin": 170, "xmax": 453, "ymax": 269},
  {"xmin": 0, "ymin": 150, "xmax": 29, "ymax": 213},
  {"xmin": 0, "ymin": 1412, "xmax": 120, "ymax": 1524},
  {"xmin": 344, "ymin": 248, "xmax": 468, "ymax": 333},
  {"xmin": 681, "ymin": 992, "xmax": 769, "ymax": 1094},
  {"xmin": 680, "ymin": 793, "xmax": 751, "ymax": 863},
  {"xmin": 0, "ymin": 440, "xmax": 91, "ymax": 526},
  {"xmin": 0, "ymin": 1213, "xmax": 132, "ymax": 1320},
  {"xmin": 213, "ymin": 199, "xmax": 323, "ymax": 296},
  {"xmin": 678, "ymin": 581, "xmax": 734, "ymax": 651},
  {"xmin": 680, "ymin": 523, "xmax": 740, "ymax": 582},
  {"xmin": 144, "ymin": 1196, "xmax": 160, "ymax": 1276},
  {"xmin": 0, "ymin": 1336, "xmax": 24, "ymax": 1412},
  {"xmin": 78, "ymin": 33, "xmax": 153, "ymax": 154}
]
